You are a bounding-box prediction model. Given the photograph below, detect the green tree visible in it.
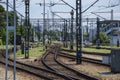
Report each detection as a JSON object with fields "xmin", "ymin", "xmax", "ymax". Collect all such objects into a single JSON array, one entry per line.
[
  {"xmin": 23, "ymin": 22, "xmax": 33, "ymax": 40},
  {"xmin": 0, "ymin": 4, "xmax": 27, "ymax": 44},
  {"xmin": 92, "ymin": 32, "xmax": 110, "ymax": 45},
  {"xmin": 48, "ymin": 30, "xmax": 61, "ymax": 40},
  {"xmin": 36, "ymin": 32, "xmax": 41, "ymax": 41},
  {"xmin": 83, "ymin": 33, "xmax": 89, "ymax": 37},
  {"xmin": 0, "ymin": 5, "xmax": 6, "ymax": 44},
  {"xmin": 8, "ymin": 11, "xmax": 20, "ymax": 44}
]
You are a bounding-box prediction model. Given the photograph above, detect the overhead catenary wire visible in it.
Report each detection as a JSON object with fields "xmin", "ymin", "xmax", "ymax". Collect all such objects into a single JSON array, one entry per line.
[
  {"xmin": 52, "ymin": 12, "xmax": 65, "ymax": 20},
  {"xmin": 91, "ymin": 12, "xmax": 106, "ymax": 20},
  {"xmin": 60, "ymin": 0, "xmax": 76, "ymax": 10},
  {"xmin": 98, "ymin": 0, "xmax": 120, "ymax": 8},
  {"xmin": 60, "ymin": 0, "xmax": 99, "ymax": 14},
  {"xmin": 82, "ymin": 0, "xmax": 99, "ymax": 13},
  {"xmin": 0, "ymin": 1, "xmax": 24, "ymax": 17}
]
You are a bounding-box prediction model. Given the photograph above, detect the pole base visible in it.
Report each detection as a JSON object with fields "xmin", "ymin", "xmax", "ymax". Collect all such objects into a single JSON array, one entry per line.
[
  {"xmin": 76, "ymin": 59, "xmax": 82, "ymax": 64},
  {"xmin": 25, "ymin": 51, "xmax": 29, "ymax": 59},
  {"xmin": 70, "ymin": 46, "xmax": 73, "ymax": 50},
  {"xmin": 25, "ymin": 56, "xmax": 29, "ymax": 59}
]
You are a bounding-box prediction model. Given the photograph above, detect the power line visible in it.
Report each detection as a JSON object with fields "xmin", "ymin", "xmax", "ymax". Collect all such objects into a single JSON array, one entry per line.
[
  {"xmin": 0, "ymin": 1, "xmax": 24, "ymax": 17},
  {"xmin": 91, "ymin": 12, "xmax": 106, "ymax": 20},
  {"xmin": 82, "ymin": 0, "xmax": 99, "ymax": 13},
  {"xmin": 60, "ymin": 0, "xmax": 76, "ymax": 10}
]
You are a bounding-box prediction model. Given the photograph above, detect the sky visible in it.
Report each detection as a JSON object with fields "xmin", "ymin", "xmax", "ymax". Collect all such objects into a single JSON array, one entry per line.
[{"xmin": 0, "ymin": 0, "xmax": 120, "ymax": 20}]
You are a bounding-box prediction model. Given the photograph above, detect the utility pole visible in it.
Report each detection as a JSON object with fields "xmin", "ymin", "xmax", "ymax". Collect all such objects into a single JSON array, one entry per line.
[
  {"xmin": 76, "ymin": 0, "xmax": 82, "ymax": 64},
  {"xmin": 63, "ymin": 20, "xmax": 66, "ymax": 47},
  {"xmin": 47, "ymin": 10, "xmax": 49, "ymax": 31},
  {"xmin": 6, "ymin": 0, "xmax": 17, "ymax": 80},
  {"xmin": 62, "ymin": 19, "xmax": 68, "ymax": 48},
  {"xmin": 37, "ymin": 1, "xmax": 53, "ymax": 46},
  {"xmin": 25, "ymin": 0, "xmax": 30, "ymax": 59},
  {"xmin": 31, "ymin": 25, "xmax": 34, "ymax": 42},
  {"xmin": 5, "ymin": 1, "xmax": 9, "ymax": 80},
  {"xmin": 52, "ymin": 12, "xmax": 55, "ymax": 30},
  {"xmin": 21, "ymin": 16, "xmax": 24, "ymax": 55},
  {"xmin": 111, "ymin": 9, "xmax": 113, "ymax": 20},
  {"xmin": 13, "ymin": 0, "xmax": 17, "ymax": 79},
  {"xmin": 86, "ymin": 18, "xmax": 89, "ymax": 35},
  {"xmin": 70, "ymin": 10, "xmax": 74, "ymax": 50},
  {"xmin": 96, "ymin": 17, "xmax": 100, "ymax": 48},
  {"xmin": 43, "ymin": 0, "xmax": 46, "ymax": 46},
  {"xmin": 37, "ymin": 20, "xmax": 40, "ymax": 41},
  {"xmin": 65, "ymin": 20, "xmax": 68, "ymax": 48},
  {"xmin": 62, "ymin": 20, "xmax": 68, "ymax": 48}
]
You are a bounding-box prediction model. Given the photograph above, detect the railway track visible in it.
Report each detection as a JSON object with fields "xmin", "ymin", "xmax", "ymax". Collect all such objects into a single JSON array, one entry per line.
[
  {"xmin": 41, "ymin": 49, "xmax": 99, "ymax": 80},
  {"xmin": 0, "ymin": 53, "xmax": 72, "ymax": 80},
  {"xmin": 59, "ymin": 51, "xmax": 110, "ymax": 67},
  {"xmin": 0, "ymin": 44, "xmax": 108, "ymax": 80},
  {"xmin": 61, "ymin": 49, "xmax": 110, "ymax": 56}
]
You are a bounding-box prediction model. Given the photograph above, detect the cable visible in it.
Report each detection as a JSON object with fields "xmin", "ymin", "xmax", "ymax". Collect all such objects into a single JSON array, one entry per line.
[
  {"xmin": 60, "ymin": 0, "xmax": 76, "ymax": 10},
  {"xmin": 16, "ymin": 0, "xmax": 25, "ymax": 8},
  {"xmin": 82, "ymin": 0, "xmax": 99, "ymax": 13},
  {"xmin": 7, "ymin": 2, "xmax": 24, "ymax": 17},
  {"xmin": 16, "ymin": 3, "xmax": 24, "ymax": 8},
  {"xmin": 99, "ymin": 0, "xmax": 120, "ymax": 8}
]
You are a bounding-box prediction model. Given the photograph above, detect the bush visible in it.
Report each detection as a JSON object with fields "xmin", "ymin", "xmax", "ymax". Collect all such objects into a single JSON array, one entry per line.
[
  {"xmin": 0, "ymin": 39, "xmax": 3, "ymax": 45},
  {"xmin": 92, "ymin": 32, "xmax": 110, "ymax": 45}
]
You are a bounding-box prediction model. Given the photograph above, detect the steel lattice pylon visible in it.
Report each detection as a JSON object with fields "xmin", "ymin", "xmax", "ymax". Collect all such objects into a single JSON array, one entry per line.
[
  {"xmin": 70, "ymin": 10, "xmax": 74, "ymax": 50},
  {"xmin": 76, "ymin": 0, "xmax": 82, "ymax": 64},
  {"xmin": 63, "ymin": 20, "xmax": 68, "ymax": 48},
  {"xmin": 25, "ymin": 0, "xmax": 30, "ymax": 59}
]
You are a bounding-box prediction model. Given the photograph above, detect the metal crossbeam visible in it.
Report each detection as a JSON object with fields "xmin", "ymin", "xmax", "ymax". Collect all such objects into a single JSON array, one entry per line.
[
  {"xmin": 53, "ymin": 12, "xmax": 70, "ymax": 13},
  {"xmin": 30, "ymin": 18, "xmax": 97, "ymax": 23}
]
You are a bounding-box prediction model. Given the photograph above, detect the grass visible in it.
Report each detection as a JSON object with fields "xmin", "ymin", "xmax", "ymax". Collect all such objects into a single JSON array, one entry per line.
[
  {"xmin": 52, "ymin": 41, "xmax": 111, "ymax": 55},
  {"xmin": 0, "ymin": 45, "xmax": 14, "ymax": 49},
  {"xmin": 10, "ymin": 46, "xmax": 45, "ymax": 58},
  {"xmin": 90, "ymin": 45, "xmax": 120, "ymax": 49},
  {"xmin": 32, "ymin": 41, "xmax": 116, "ymax": 54},
  {"xmin": 62, "ymin": 47, "xmax": 110, "ymax": 54},
  {"xmin": 82, "ymin": 48, "xmax": 110, "ymax": 54}
]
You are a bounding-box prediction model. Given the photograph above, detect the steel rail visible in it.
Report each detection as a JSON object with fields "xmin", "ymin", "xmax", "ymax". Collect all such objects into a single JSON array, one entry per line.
[
  {"xmin": 0, "ymin": 60, "xmax": 53, "ymax": 80},
  {"xmin": 41, "ymin": 50, "xmax": 99, "ymax": 80},
  {"xmin": 1, "ymin": 53, "xmax": 72, "ymax": 80},
  {"xmin": 55, "ymin": 53, "xmax": 99, "ymax": 80},
  {"xmin": 41, "ymin": 51, "xmax": 74, "ymax": 80},
  {"xmin": 59, "ymin": 51, "xmax": 110, "ymax": 67}
]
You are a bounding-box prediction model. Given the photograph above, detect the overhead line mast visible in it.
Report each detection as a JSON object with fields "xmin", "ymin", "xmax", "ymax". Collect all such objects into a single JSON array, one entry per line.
[
  {"xmin": 25, "ymin": 0, "xmax": 30, "ymax": 59},
  {"xmin": 76, "ymin": 0, "xmax": 82, "ymax": 64}
]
